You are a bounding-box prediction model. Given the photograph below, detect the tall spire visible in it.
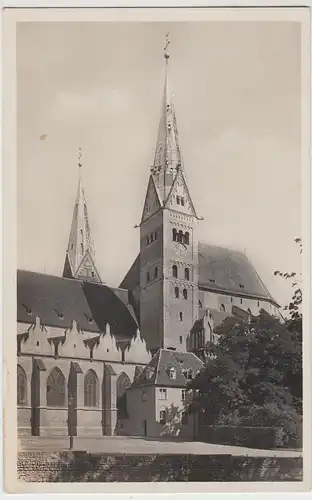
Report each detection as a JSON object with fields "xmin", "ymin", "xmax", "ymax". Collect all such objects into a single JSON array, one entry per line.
[
  {"xmin": 63, "ymin": 149, "xmax": 101, "ymax": 283},
  {"xmin": 151, "ymin": 34, "xmax": 183, "ymax": 203}
]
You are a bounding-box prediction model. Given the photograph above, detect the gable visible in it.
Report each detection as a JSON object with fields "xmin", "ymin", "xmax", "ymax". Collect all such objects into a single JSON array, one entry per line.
[
  {"xmin": 141, "ymin": 175, "xmax": 161, "ymax": 223},
  {"xmin": 165, "ymin": 170, "xmax": 197, "ymax": 217},
  {"xmin": 74, "ymin": 250, "xmax": 101, "ymax": 282}
]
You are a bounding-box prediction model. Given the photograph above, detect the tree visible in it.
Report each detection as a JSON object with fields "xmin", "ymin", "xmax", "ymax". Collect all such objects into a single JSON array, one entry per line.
[{"xmin": 187, "ymin": 311, "xmax": 302, "ymax": 446}]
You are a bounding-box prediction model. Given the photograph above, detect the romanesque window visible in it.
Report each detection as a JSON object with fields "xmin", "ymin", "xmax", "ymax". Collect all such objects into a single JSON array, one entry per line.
[
  {"xmin": 117, "ymin": 372, "xmax": 131, "ymax": 419},
  {"xmin": 46, "ymin": 367, "xmax": 66, "ymax": 407},
  {"xmin": 84, "ymin": 370, "xmax": 99, "ymax": 407},
  {"xmin": 172, "ymin": 265, "xmax": 178, "ymax": 278},
  {"xmin": 183, "ymin": 288, "xmax": 188, "ymax": 300},
  {"xmin": 17, "ymin": 365, "xmax": 27, "ymax": 406},
  {"xmin": 169, "ymin": 367, "xmax": 176, "ymax": 380},
  {"xmin": 174, "ymin": 286, "xmax": 179, "ymax": 298},
  {"xmin": 185, "ymin": 268, "xmax": 190, "ymax": 280},
  {"xmin": 160, "ymin": 410, "xmax": 166, "ymax": 424},
  {"xmin": 184, "ymin": 232, "xmax": 190, "ymax": 245},
  {"xmin": 220, "ymin": 303, "xmax": 225, "ymax": 312},
  {"xmin": 172, "ymin": 229, "xmax": 177, "ymax": 242}
]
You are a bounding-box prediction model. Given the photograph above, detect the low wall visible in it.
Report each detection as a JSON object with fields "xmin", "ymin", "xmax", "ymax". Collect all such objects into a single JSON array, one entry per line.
[{"xmin": 17, "ymin": 452, "xmax": 303, "ymax": 483}]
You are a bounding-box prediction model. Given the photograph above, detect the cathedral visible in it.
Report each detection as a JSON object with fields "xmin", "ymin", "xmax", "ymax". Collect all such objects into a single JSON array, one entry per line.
[{"xmin": 17, "ymin": 45, "xmax": 281, "ymax": 439}]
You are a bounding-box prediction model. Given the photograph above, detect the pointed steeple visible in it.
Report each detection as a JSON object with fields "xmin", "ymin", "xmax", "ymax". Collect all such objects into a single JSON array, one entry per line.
[
  {"xmin": 63, "ymin": 149, "xmax": 101, "ymax": 283},
  {"xmin": 151, "ymin": 34, "xmax": 183, "ymax": 204}
]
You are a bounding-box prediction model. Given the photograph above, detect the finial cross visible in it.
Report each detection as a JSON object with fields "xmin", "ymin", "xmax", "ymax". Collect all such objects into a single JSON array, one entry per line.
[
  {"xmin": 78, "ymin": 147, "xmax": 83, "ymax": 168},
  {"xmin": 164, "ymin": 32, "xmax": 170, "ymax": 59}
]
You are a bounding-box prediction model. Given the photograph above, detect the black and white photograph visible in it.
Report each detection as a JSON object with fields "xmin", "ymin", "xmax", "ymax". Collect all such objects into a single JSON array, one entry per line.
[{"xmin": 2, "ymin": 6, "xmax": 310, "ymax": 492}]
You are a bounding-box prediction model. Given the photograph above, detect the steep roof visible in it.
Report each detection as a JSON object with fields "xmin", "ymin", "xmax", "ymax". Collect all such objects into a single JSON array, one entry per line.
[
  {"xmin": 130, "ymin": 349, "xmax": 203, "ymax": 388},
  {"xmin": 198, "ymin": 242, "xmax": 277, "ymax": 305},
  {"xmin": 17, "ymin": 270, "xmax": 138, "ymax": 340}
]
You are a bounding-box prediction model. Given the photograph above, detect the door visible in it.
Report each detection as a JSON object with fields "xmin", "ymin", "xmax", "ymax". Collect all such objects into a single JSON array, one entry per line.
[{"xmin": 143, "ymin": 419, "xmax": 147, "ymax": 437}]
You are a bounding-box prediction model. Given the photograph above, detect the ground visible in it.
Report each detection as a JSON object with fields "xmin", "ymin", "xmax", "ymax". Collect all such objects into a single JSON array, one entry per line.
[{"xmin": 19, "ymin": 435, "xmax": 302, "ymax": 458}]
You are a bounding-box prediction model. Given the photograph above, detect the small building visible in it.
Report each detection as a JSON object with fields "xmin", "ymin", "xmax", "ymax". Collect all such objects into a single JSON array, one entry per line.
[{"xmin": 121, "ymin": 349, "xmax": 204, "ymax": 439}]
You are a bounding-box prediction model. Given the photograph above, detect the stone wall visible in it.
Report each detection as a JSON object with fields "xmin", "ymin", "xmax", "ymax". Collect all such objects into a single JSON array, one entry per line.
[{"xmin": 17, "ymin": 452, "xmax": 303, "ymax": 483}]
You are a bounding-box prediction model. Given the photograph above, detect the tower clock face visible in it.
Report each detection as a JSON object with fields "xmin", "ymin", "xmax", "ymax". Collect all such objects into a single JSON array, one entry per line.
[{"xmin": 173, "ymin": 242, "xmax": 188, "ymax": 258}]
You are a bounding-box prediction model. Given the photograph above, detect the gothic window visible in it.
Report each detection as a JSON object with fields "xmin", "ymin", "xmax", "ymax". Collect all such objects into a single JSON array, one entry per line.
[
  {"xmin": 181, "ymin": 197, "xmax": 185, "ymax": 206},
  {"xmin": 172, "ymin": 265, "xmax": 178, "ymax": 278},
  {"xmin": 17, "ymin": 365, "xmax": 27, "ymax": 406},
  {"xmin": 184, "ymin": 232, "xmax": 190, "ymax": 245},
  {"xmin": 176, "ymin": 195, "xmax": 180, "ymax": 205},
  {"xmin": 175, "ymin": 286, "xmax": 179, "ymax": 298},
  {"xmin": 185, "ymin": 268, "xmax": 190, "ymax": 280},
  {"xmin": 154, "ymin": 266, "xmax": 158, "ymax": 279},
  {"xmin": 183, "ymin": 288, "xmax": 188, "ymax": 300},
  {"xmin": 117, "ymin": 372, "xmax": 131, "ymax": 419},
  {"xmin": 220, "ymin": 303, "xmax": 226, "ymax": 312},
  {"xmin": 47, "ymin": 367, "xmax": 66, "ymax": 407},
  {"xmin": 84, "ymin": 370, "xmax": 99, "ymax": 407},
  {"xmin": 178, "ymin": 230, "xmax": 183, "ymax": 243},
  {"xmin": 172, "ymin": 228, "xmax": 177, "ymax": 242}
]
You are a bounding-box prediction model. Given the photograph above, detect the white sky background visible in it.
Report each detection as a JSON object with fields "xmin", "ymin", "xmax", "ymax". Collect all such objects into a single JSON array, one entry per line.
[{"xmin": 17, "ymin": 21, "xmax": 301, "ymax": 308}]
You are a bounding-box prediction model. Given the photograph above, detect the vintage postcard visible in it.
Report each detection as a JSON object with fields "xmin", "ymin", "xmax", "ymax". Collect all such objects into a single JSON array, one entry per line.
[{"xmin": 2, "ymin": 5, "xmax": 311, "ymax": 494}]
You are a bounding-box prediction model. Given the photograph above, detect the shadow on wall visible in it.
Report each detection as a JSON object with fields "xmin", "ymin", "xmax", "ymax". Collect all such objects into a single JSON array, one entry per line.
[{"xmin": 17, "ymin": 452, "xmax": 303, "ymax": 483}]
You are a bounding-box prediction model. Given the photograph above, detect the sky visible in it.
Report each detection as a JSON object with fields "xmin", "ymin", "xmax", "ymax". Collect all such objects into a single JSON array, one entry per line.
[{"xmin": 17, "ymin": 21, "xmax": 301, "ymax": 308}]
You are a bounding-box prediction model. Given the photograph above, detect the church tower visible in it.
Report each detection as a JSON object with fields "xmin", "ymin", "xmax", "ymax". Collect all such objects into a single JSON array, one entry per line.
[
  {"xmin": 63, "ymin": 150, "xmax": 101, "ymax": 283},
  {"xmin": 139, "ymin": 37, "xmax": 200, "ymax": 354}
]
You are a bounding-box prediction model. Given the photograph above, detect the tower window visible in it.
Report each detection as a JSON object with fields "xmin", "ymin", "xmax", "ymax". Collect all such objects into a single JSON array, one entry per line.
[
  {"xmin": 178, "ymin": 230, "xmax": 183, "ymax": 243},
  {"xmin": 154, "ymin": 266, "xmax": 158, "ymax": 278},
  {"xmin": 179, "ymin": 336, "xmax": 182, "ymax": 344},
  {"xmin": 181, "ymin": 197, "xmax": 185, "ymax": 206},
  {"xmin": 185, "ymin": 268, "xmax": 190, "ymax": 280},
  {"xmin": 183, "ymin": 288, "xmax": 188, "ymax": 300},
  {"xmin": 172, "ymin": 228, "xmax": 177, "ymax": 242},
  {"xmin": 175, "ymin": 287, "xmax": 179, "ymax": 298},
  {"xmin": 176, "ymin": 195, "xmax": 180, "ymax": 205},
  {"xmin": 172, "ymin": 265, "xmax": 178, "ymax": 278},
  {"xmin": 184, "ymin": 232, "xmax": 190, "ymax": 245},
  {"xmin": 179, "ymin": 312, "xmax": 183, "ymax": 321},
  {"xmin": 147, "ymin": 271, "xmax": 150, "ymax": 283}
]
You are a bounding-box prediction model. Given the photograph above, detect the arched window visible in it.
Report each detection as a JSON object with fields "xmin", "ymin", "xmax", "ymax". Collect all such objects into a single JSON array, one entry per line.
[
  {"xmin": 183, "ymin": 288, "xmax": 188, "ymax": 300},
  {"xmin": 84, "ymin": 370, "xmax": 99, "ymax": 407},
  {"xmin": 184, "ymin": 232, "xmax": 190, "ymax": 245},
  {"xmin": 172, "ymin": 265, "xmax": 178, "ymax": 278},
  {"xmin": 175, "ymin": 287, "xmax": 179, "ymax": 298},
  {"xmin": 185, "ymin": 268, "xmax": 190, "ymax": 280},
  {"xmin": 172, "ymin": 229, "xmax": 177, "ymax": 242},
  {"xmin": 117, "ymin": 372, "xmax": 131, "ymax": 419},
  {"xmin": 220, "ymin": 303, "xmax": 225, "ymax": 312},
  {"xmin": 17, "ymin": 365, "xmax": 27, "ymax": 406},
  {"xmin": 47, "ymin": 367, "xmax": 66, "ymax": 407},
  {"xmin": 178, "ymin": 230, "xmax": 183, "ymax": 243}
]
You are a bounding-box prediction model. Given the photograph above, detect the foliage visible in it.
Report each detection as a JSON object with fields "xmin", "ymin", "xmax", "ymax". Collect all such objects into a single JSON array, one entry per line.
[{"xmin": 187, "ymin": 311, "xmax": 302, "ymax": 446}]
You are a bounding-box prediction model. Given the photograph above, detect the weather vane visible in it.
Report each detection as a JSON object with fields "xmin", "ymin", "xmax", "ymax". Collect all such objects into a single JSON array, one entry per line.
[
  {"xmin": 78, "ymin": 147, "xmax": 83, "ymax": 168},
  {"xmin": 164, "ymin": 32, "xmax": 170, "ymax": 59}
]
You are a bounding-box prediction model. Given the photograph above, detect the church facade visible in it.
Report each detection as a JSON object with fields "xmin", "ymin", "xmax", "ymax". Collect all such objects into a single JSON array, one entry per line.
[{"xmin": 17, "ymin": 48, "xmax": 281, "ymax": 439}]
